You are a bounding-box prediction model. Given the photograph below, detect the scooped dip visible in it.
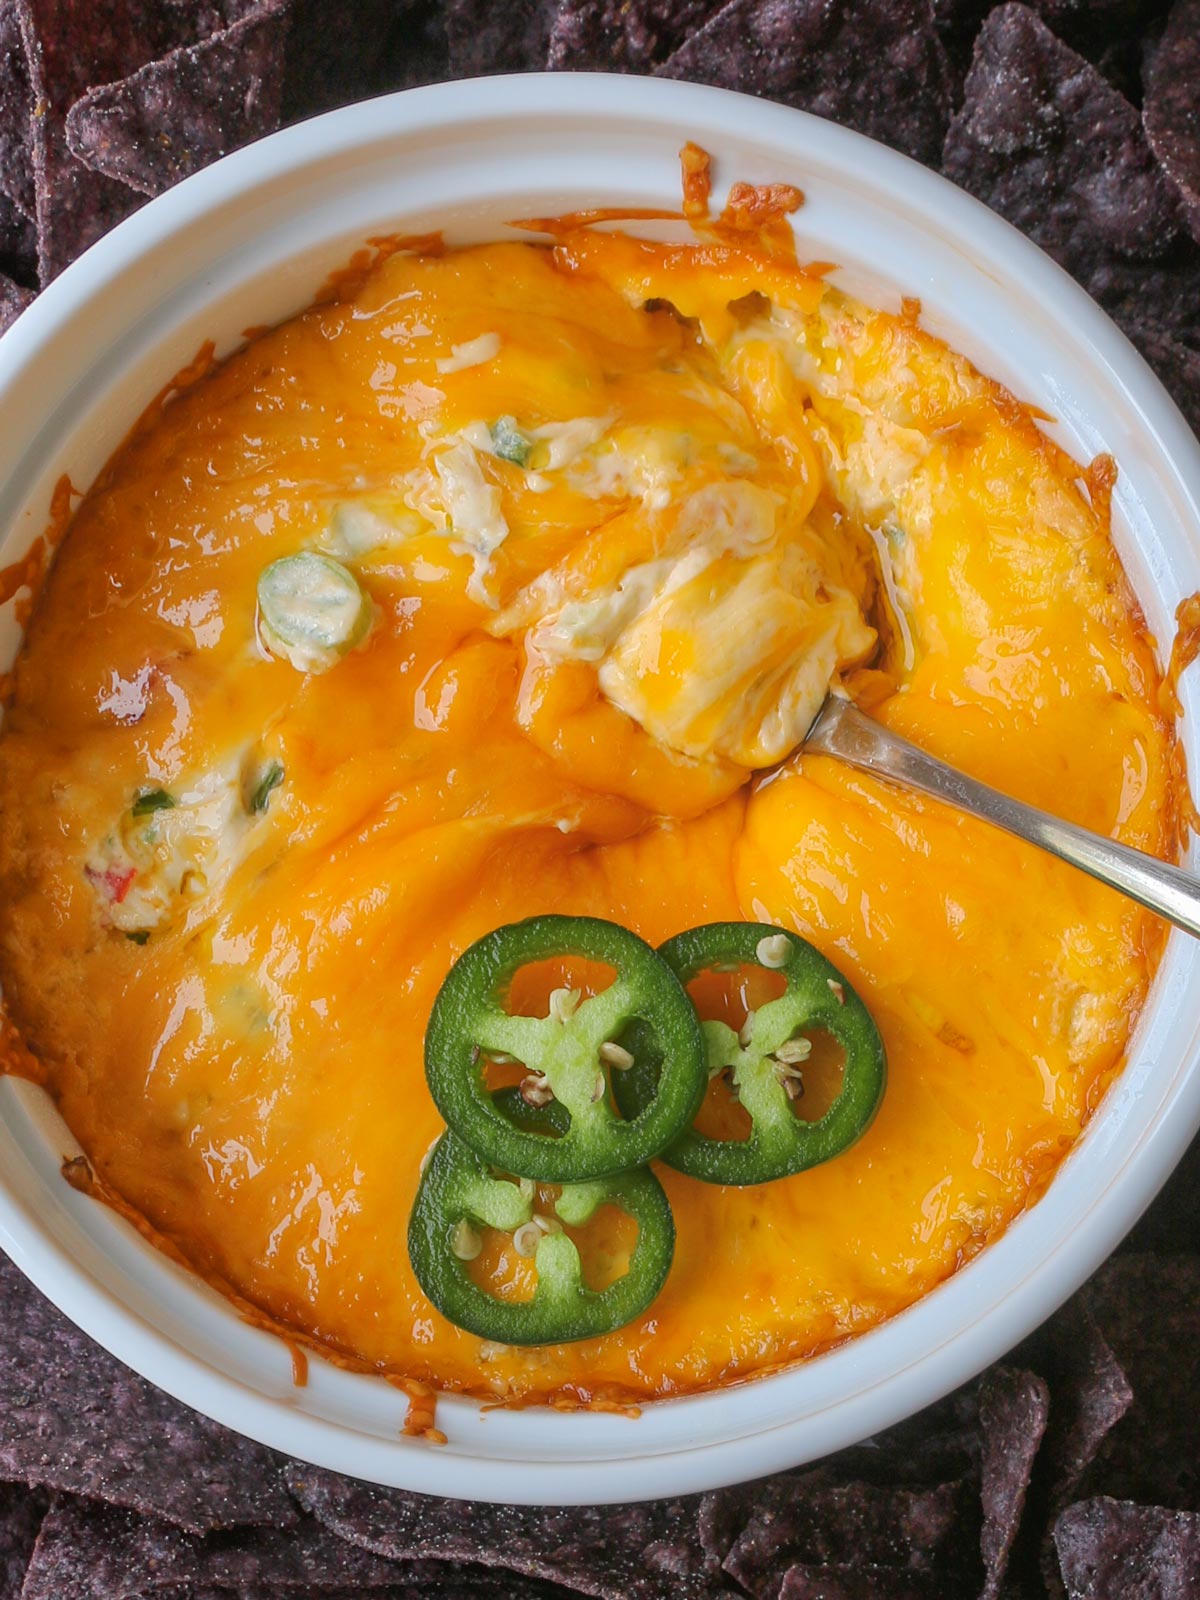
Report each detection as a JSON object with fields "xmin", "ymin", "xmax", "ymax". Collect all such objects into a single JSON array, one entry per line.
[{"xmin": 0, "ymin": 187, "xmax": 1183, "ymax": 1404}]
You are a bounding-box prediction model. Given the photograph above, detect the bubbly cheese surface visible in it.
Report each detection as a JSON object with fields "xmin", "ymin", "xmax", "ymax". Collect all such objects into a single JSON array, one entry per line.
[{"xmin": 0, "ymin": 227, "xmax": 1181, "ymax": 1404}]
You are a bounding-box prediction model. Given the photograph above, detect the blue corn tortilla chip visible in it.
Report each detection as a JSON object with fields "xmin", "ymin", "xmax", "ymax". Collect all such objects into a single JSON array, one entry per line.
[
  {"xmin": 942, "ymin": 3, "xmax": 1183, "ymax": 293},
  {"xmin": 376, "ymin": 0, "xmax": 451, "ymax": 93},
  {"xmin": 158, "ymin": 1589, "xmax": 575, "ymax": 1600},
  {"xmin": 547, "ymin": 0, "xmax": 725, "ymax": 71},
  {"xmin": 1145, "ymin": 0, "xmax": 1200, "ymax": 244},
  {"xmin": 656, "ymin": 0, "xmax": 955, "ymax": 167},
  {"xmin": 1024, "ymin": 0, "xmax": 1173, "ymax": 89},
  {"xmin": 823, "ymin": 1385, "xmax": 984, "ymax": 1489},
  {"xmin": 936, "ymin": 0, "xmax": 1161, "ymax": 102},
  {"xmin": 699, "ymin": 1392, "xmax": 984, "ymax": 1579},
  {"xmin": 1053, "ymin": 1497, "xmax": 1200, "ymax": 1599},
  {"xmin": 0, "ymin": 0, "xmax": 34, "ymax": 219},
  {"xmin": 931, "ymin": 0, "xmax": 997, "ymax": 73},
  {"xmin": 0, "ymin": 1482, "xmax": 44, "ymax": 1599},
  {"xmin": 978, "ymin": 1367, "xmax": 1049, "ymax": 1600},
  {"xmin": 0, "ymin": 268, "xmax": 33, "ymax": 330},
  {"xmin": 1026, "ymin": 0, "xmax": 1171, "ymax": 42},
  {"xmin": 297, "ymin": 1590, "xmax": 579, "ymax": 1599},
  {"xmin": 280, "ymin": 0, "xmax": 412, "ymax": 117},
  {"xmin": 14, "ymin": 0, "xmax": 149, "ymax": 279},
  {"xmin": 1026, "ymin": 1296, "xmax": 1134, "ymax": 1598},
  {"xmin": 15, "ymin": 0, "xmax": 288, "ymax": 278},
  {"xmin": 0, "ymin": 189, "xmax": 35, "ymax": 280},
  {"xmin": 18, "ymin": 1499, "xmax": 413, "ymax": 1596},
  {"xmin": 697, "ymin": 1474, "xmax": 840, "ymax": 1568},
  {"xmin": 943, "ymin": 4, "xmax": 1200, "ymax": 433},
  {"xmin": 65, "ymin": 0, "xmax": 291, "ymax": 197},
  {"xmin": 1121, "ymin": 1130, "xmax": 1200, "ymax": 1254},
  {"xmin": 699, "ymin": 1479, "xmax": 777, "ymax": 1567},
  {"xmin": 17, "ymin": 1498, "xmax": 576, "ymax": 1598},
  {"xmin": 1080, "ymin": 250, "xmax": 1200, "ymax": 403},
  {"xmin": 257, "ymin": 1586, "xmax": 580, "ymax": 1598},
  {"xmin": 0, "ymin": 1250, "xmax": 296, "ymax": 1534},
  {"xmin": 779, "ymin": 1568, "xmax": 962, "ymax": 1599},
  {"xmin": 286, "ymin": 1461, "xmax": 726, "ymax": 1599},
  {"xmin": 1080, "ymin": 1254, "xmax": 1200, "ymax": 1510},
  {"xmin": 445, "ymin": 0, "xmax": 554, "ymax": 78},
  {"xmin": 1121, "ymin": 319, "xmax": 1200, "ymax": 438},
  {"xmin": 712, "ymin": 1473, "xmax": 835, "ymax": 1587},
  {"xmin": 1030, "ymin": 0, "xmax": 1164, "ymax": 20},
  {"xmin": 932, "ymin": 0, "xmax": 1158, "ymax": 94},
  {"xmin": 720, "ymin": 1475, "xmax": 971, "ymax": 1596}
]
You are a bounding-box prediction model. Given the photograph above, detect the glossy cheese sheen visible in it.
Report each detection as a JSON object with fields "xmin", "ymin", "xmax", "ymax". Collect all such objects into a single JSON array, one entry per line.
[{"xmin": 0, "ymin": 233, "xmax": 1179, "ymax": 1404}]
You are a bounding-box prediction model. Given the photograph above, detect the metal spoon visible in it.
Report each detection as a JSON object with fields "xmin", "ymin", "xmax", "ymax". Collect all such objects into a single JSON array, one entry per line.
[{"xmin": 804, "ymin": 695, "xmax": 1200, "ymax": 939}]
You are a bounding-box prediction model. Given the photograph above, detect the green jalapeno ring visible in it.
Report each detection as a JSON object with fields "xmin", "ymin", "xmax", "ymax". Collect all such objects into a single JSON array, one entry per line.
[
  {"xmin": 406, "ymin": 1127, "xmax": 675, "ymax": 1345},
  {"xmin": 613, "ymin": 922, "xmax": 886, "ymax": 1186},
  {"xmin": 425, "ymin": 914, "xmax": 707, "ymax": 1182}
]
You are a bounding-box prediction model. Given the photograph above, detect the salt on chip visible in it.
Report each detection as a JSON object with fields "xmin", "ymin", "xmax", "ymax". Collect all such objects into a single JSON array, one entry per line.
[
  {"xmin": 286, "ymin": 1462, "xmax": 724, "ymax": 1600},
  {"xmin": 942, "ymin": 3, "xmax": 1182, "ymax": 296},
  {"xmin": 65, "ymin": 0, "xmax": 291, "ymax": 198},
  {"xmin": 977, "ymin": 1367, "xmax": 1049, "ymax": 1600},
  {"xmin": 1145, "ymin": 0, "xmax": 1200, "ymax": 246},
  {"xmin": 656, "ymin": 0, "xmax": 955, "ymax": 167},
  {"xmin": 1053, "ymin": 1496, "xmax": 1200, "ymax": 1599},
  {"xmin": 0, "ymin": 1251, "xmax": 296, "ymax": 1534},
  {"xmin": 0, "ymin": 0, "xmax": 34, "ymax": 219},
  {"xmin": 547, "ymin": 0, "xmax": 726, "ymax": 72},
  {"xmin": 721, "ymin": 1476, "xmax": 969, "ymax": 1596}
]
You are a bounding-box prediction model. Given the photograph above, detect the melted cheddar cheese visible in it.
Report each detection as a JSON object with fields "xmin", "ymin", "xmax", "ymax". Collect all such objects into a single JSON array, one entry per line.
[{"xmin": 0, "ymin": 227, "xmax": 1181, "ymax": 1404}]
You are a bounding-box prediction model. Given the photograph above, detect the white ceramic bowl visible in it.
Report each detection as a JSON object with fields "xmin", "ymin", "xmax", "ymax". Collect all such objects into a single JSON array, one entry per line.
[{"xmin": 1, "ymin": 74, "xmax": 1198, "ymax": 1507}]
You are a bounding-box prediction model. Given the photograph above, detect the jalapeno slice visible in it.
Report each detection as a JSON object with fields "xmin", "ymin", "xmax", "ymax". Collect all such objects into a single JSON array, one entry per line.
[
  {"xmin": 407, "ymin": 1128, "xmax": 675, "ymax": 1344},
  {"xmin": 613, "ymin": 923, "xmax": 886, "ymax": 1185},
  {"xmin": 257, "ymin": 551, "xmax": 371, "ymax": 673},
  {"xmin": 425, "ymin": 914, "xmax": 706, "ymax": 1182}
]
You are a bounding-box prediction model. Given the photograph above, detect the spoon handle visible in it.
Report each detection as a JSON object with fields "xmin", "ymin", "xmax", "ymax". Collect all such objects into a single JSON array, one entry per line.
[{"xmin": 805, "ymin": 697, "xmax": 1200, "ymax": 940}]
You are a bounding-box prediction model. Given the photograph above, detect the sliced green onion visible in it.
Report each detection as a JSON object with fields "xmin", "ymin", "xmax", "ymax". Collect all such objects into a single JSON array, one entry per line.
[
  {"xmin": 248, "ymin": 760, "xmax": 285, "ymax": 816},
  {"xmin": 490, "ymin": 416, "xmax": 531, "ymax": 468},
  {"xmin": 257, "ymin": 552, "xmax": 371, "ymax": 673},
  {"xmin": 131, "ymin": 788, "xmax": 175, "ymax": 817}
]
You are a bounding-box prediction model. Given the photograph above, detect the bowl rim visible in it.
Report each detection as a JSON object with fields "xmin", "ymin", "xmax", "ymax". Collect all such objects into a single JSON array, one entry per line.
[{"xmin": 1, "ymin": 69, "xmax": 1199, "ymax": 1506}]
